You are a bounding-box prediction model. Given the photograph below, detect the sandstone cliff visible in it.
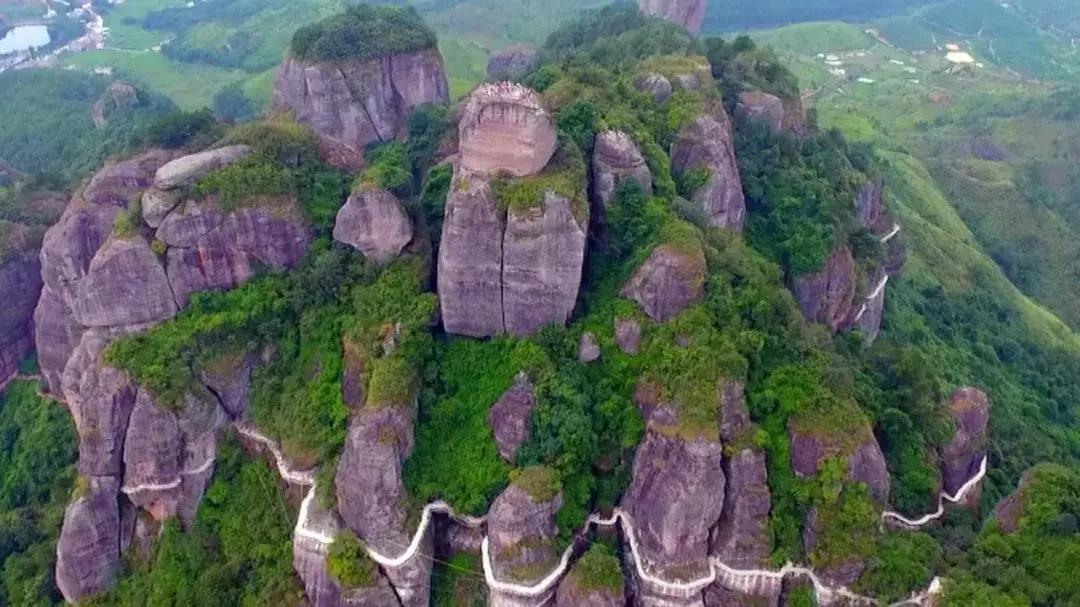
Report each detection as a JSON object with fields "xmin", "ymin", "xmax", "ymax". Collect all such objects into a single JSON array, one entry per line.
[
  {"xmin": 638, "ymin": 0, "xmax": 707, "ymax": 34},
  {"xmin": 0, "ymin": 221, "xmax": 44, "ymax": 383},
  {"xmin": 671, "ymin": 112, "xmax": 747, "ymax": 231},
  {"xmin": 273, "ymin": 50, "xmax": 449, "ymax": 170}
]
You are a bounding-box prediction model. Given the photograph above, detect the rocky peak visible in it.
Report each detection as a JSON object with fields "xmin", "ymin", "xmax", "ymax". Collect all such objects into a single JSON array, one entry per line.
[
  {"xmin": 592, "ymin": 130, "xmax": 653, "ymax": 207},
  {"xmin": 458, "ymin": 82, "xmax": 558, "ymax": 177},
  {"xmin": 273, "ymin": 46, "xmax": 449, "ymax": 170},
  {"xmin": 638, "ymin": 0, "xmax": 707, "ymax": 34},
  {"xmin": 671, "ymin": 111, "xmax": 747, "ymax": 231},
  {"xmin": 487, "ymin": 45, "xmax": 540, "ymax": 81}
]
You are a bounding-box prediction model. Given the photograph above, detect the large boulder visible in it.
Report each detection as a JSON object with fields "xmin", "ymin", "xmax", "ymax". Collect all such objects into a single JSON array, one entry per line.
[
  {"xmin": 671, "ymin": 112, "xmax": 747, "ymax": 231},
  {"xmin": 592, "ymin": 130, "xmax": 653, "ymax": 207},
  {"xmin": 638, "ymin": 0, "xmax": 707, "ymax": 33},
  {"xmin": 55, "ymin": 476, "xmax": 122, "ymax": 604},
  {"xmin": 458, "ymin": 83, "xmax": 558, "ymax": 178},
  {"xmin": 736, "ymin": 91, "xmax": 785, "ymax": 131},
  {"xmin": 487, "ymin": 45, "xmax": 540, "ymax": 81},
  {"xmin": 488, "ymin": 374, "xmax": 538, "ymax": 463},
  {"xmin": 273, "ymin": 49, "xmax": 450, "ymax": 170},
  {"xmin": 792, "ymin": 246, "xmax": 857, "ymax": 334},
  {"xmin": 153, "ymin": 145, "xmax": 252, "ymax": 191},
  {"xmin": 487, "ymin": 467, "xmax": 563, "ymax": 606},
  {"xmin": 941, "ymin": 387, "xmax": 990, "ymax": 504},
  {"xmin": 555, "ymin": 547, "xmax": 625, "ymax": 607},
  {"xmin": 91, "ymin": 81, "xmax": 140, "ymax": 128},
  {"xmin": 333, "ymin": 188, "xmax": 413, "ymax": 264},
  {"xmin": 635, "ymin": 72, "xmax": 674, "ymax": 104},
  {"xmin": 502, "ymin": 192, "xmax": 587, "ymax": 337},
  {"xmin": 621, "ymin": 241, "xmax": 706, "ymax": 323}
]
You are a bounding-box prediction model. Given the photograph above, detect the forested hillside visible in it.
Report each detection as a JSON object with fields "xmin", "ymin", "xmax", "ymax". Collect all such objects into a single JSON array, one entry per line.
[{"xmin": 1, "ymin": 2, "xmax": 1080, "ymax": 607}]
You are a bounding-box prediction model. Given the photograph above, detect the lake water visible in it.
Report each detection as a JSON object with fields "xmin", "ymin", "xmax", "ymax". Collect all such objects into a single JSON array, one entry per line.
[{"xmin": 0, "ymin": 25, "xmax": 51, "ymax": 55}]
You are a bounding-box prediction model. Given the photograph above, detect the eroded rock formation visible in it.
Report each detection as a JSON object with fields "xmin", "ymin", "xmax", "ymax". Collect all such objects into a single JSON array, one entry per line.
[
  {"xmin": 273, "ymin": 50, "xmax": 450, "ymax": 170},
  {"xmin": 941, "ymin": 387, "xmax": 990, "ymax": 506},
  {"xmin": 592, "ymin": 130, "xmax": 653, "ymax": 207},
  {"xmin": 0, "ymin": 222, "xmax": 44, "ymax": 383},
  {"xmin": 333, "ymin": 187, "xmax": 414, "ymax": 264},
  {"xmin": 458, "ymin": 83, "xmax": 558, "ymax": 178},
  {"xmin": 489, "ymin": 373, "xmax": 538, "ymax": 463},
  {"xmin": 671, "ymin": 112, "xmax": 747, "ymax": 231},
  {"xmin": 55, "ymin": 476, "xmax": 123, "ymax": 602},
  {"xmin": 621, "ymin": 240, "xmax": 706, "ymax": 323},
  {"xmin": 487, "ymin": 45, "xmax": 540, "ymax": 81},
  {"xmin": 638, "ymin": 0, "xmax": 707, "ymax": 34},
  {"xmin": 438, "ymin": 167, "xmax": 587, "ymax": 338},
  {"xmin": 789, "ymin": 419, "xmax": 890, "ymax": 504}
]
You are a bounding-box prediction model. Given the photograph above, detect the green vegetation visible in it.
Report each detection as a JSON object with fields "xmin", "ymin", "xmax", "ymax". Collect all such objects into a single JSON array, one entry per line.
[
  {"xmin": 0, "ymin": 70, "xmax": 174, "ymax": 179},
  {"xmin": 0, "ymin": 380, "xmax": 76, "ymax": 607},
  {"xmin": 491, "ymin": 139, "xmax": 588, "ymax": 219},
  {"xmin": 290, "ymin": 6, "xmax": 438, "ymax": 63},
  {"xmin": 326, "ymin": 531, "xmax": 378, "ymax": 589},
  {"xmin": 510, "ymin": 466, "xmax": 562, "ymax": 503},
  {"xmin": 95, "ymin": 438, "xmax": 302, "ymax": 605},
  {"xmin": 568, "ymin": 544, "xmax": 623, "ymax": 594}
]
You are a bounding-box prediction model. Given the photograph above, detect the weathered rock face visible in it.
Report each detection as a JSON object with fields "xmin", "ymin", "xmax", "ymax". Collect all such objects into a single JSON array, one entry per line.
[
  {"xmin": 638, "ymin": 0, "xmax": 707, "ymax": 33},
  {"xmin": 621, "ymin": 242, "xmax": 706, "ymax": 323},
  {"xmin": 333, "ymin": 188, "xmax": 414, "ymax": 264},
  {"xmin": 854, "ymin": 180, "xmax": 889, "ymax": 236},
  {"xmin": 502, "ymin": 193, "xmax": 587, "ymax": 336},
  {"xmin": 622, "ymin": 395, "xmax": 725, "ymax": 602},
  {"xmin": 72, "ymin": 236, "xmax": 178, "ymax": 329},
  {"xmin": 56, "ymin": 476, "xmax": 122, "ymax": 604},
  {"xmin": 438, "ymin": 169, "xmax": 507, "ymax": 337},
  {"xmin": 487, "ymin": 45, "xmax": 540, "ymax": 81},
  {"xmin": 793, "ymin": 246, "xmax": 856, "ymax": 334},
  {"xmin": 158, "ymin": 198, "xmax": 311, "ymax": 307},
  {"xmin": 438, "ymin": 167, "xmax": 587, "ymax": 338},
  {"xmin": 736, "ymin": 91, "xmax": 785, "ymax": 132},
  {"xmin": 941, "ymin": 387, "xmax": 990, "ymax": 502},
  {"xmin": 671, "ymin": 113, "xmax": 747, "ymax": 231},
  {"xmin": 488, "ymin": 469, "xmax": 563, "ymax": 606},
  {"xmin": 712, "ymin": 382, "xmax": 772, "ymax": 569},
  {"xmin": 592, "ymin": 130, "xmax": 653, "ymax": 207},
  {"xmin": 458, "ymin": 83, "xmax": 558, "ymax": 178},
  {"xmin": 489, "ymin": 374, "xmax": 538, "ymax": 463},
  {"xmin": 993, "ymin": 468, "xmax": 1038, "ymax": 534},
  {"xmin": 273, "ymin": 50, "xmax": 450, "ymax": 170},
  {"xmin": 335, "ymin": 401, "xmax": 432, "ymax": 607},
  {"xmin": 789, "ymin": 423, "xmax": 890, "ymax": 504},
  {"xmin": 66, "ymin": 346, "xmax": 138, "ymax": 477},
  {"xmin": 636, "ymin": 72, "xmax": 674, "ymax": 104},
  {"xmin": 35, "ymin": 150, "xmax": 176, "ymax": 394},
  {"xmin": 0, "ymin": 247, "xmax": 41, "ymax": 383}
]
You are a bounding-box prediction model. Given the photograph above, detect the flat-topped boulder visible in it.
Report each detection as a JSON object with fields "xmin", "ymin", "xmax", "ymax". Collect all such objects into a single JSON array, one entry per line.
[
  {"xmin": 153, "ymin": 145, "xmax": 252, "ymax": 191},
  {"xmin": 458, "ymin": 82, "xmax": 558, "ymax": 177},
  {"xmin": 272, "ymin": 6, "xmax": 450, "ymax": 170}
]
